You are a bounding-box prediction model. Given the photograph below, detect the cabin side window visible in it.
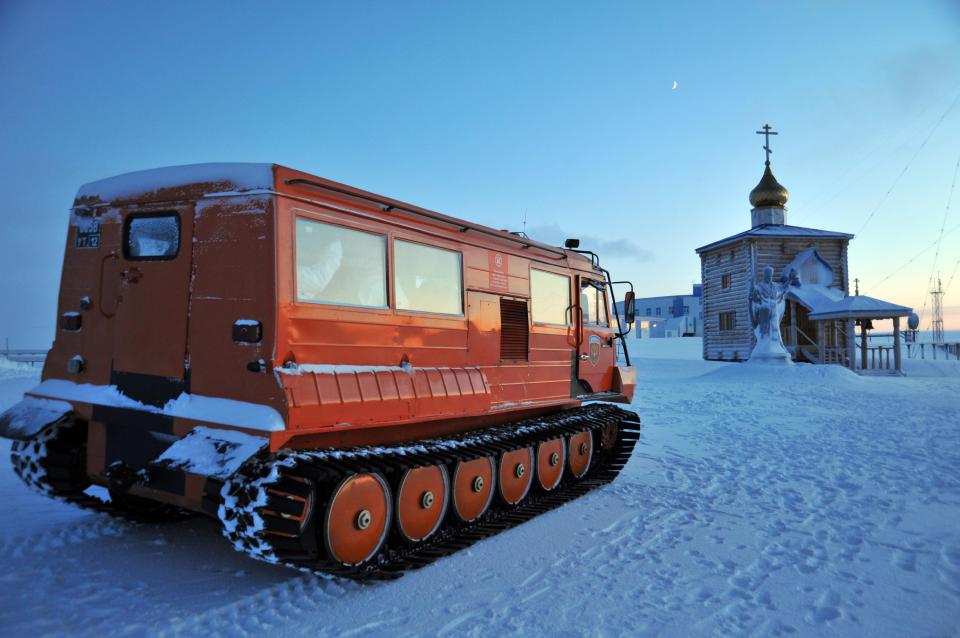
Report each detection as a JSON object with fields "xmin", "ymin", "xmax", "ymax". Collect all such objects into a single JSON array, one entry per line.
[
  {"xmin": 580, "ymin": 280, "xmax": 609, "ymax": 326},
  {"xmin": 394, "ymin": 240, "xmax": 463, "ymax": 315},
  {"xmin": 295, "ymin": 217, "xmax": 387, "ymax": 308},
  {"xmin": 530, "ymin": 269, "xmax": 570, "ymax": 325},
  {"xmin": 125, "ymin": 213, "xmax": 180, "ymax": 260}
]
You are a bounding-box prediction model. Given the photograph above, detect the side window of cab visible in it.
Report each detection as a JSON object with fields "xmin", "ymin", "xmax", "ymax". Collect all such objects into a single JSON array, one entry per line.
[{"xmin": 580, "ymin": 280, "xmax": 609, "ymax": 327}]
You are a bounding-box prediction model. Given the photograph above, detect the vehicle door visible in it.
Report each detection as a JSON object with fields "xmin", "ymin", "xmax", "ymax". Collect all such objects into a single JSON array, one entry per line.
[
  {"xmin": 100, "ymin": 205, "xmax": 194, "ymax": 404},
  {"xmin": 576, "ymin": 276, "xmax": 615, "ymax": 394}
]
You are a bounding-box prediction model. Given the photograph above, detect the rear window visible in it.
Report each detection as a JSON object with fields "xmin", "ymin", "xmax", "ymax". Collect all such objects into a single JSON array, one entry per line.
[{"xmin": 125, "ymin": 214, "xmax": 180, "ymax": 260}]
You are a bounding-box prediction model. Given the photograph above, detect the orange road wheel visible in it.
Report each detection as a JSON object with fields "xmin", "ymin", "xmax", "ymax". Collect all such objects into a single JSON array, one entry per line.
[
  {"xmin": 600, "ymin": 422, "xmax": 619, "ymax": 450},
  {"xmin": 452, "ymin": 457, "xmax": 495, "ymax": 522},
  {"xmin": 395, "ymin": 465, "xmax": 449, "ymax": 543},
  {"xmin": 536, "ymin": 438, "xmax": 565, "ymax": 491},
  {"xmin": 568, "ymin": 430, "xmax": 593, "ymax": 479},
  {"xmin": 323, "ymin": 473, "xmax": 391, "ymax": 566},
  {"xmin": 498, "ymin": 447, "xmax": 533, "ymax": 505}
]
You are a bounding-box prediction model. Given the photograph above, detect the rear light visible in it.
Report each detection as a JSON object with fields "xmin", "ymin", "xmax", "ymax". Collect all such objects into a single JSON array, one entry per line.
[
  {"xmin": 67, "ymin": 355, "xmax": 85, "ymax": 374},
  {"xmin": 233, "ymin": 320, "xmax": 262, "ymax": 343},
  {"xmin": 61, "ymin": 312, "xmax": 82, "ymax": 331}
]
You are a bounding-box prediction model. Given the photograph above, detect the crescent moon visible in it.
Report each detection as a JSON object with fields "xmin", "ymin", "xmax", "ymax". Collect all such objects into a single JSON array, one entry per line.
[{"xmin": 672, "ymin": 81, "xmax": 678, "ymax": 90}]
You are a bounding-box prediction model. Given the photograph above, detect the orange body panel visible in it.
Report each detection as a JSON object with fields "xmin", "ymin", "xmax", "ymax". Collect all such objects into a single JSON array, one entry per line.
[{"xmin": 31, "ymin": 163, "xmax": 635, "ymax": 510}]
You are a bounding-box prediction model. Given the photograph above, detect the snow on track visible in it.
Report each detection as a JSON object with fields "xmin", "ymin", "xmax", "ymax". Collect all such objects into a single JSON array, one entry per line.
[{"xmin": 0, "ymin": 342, "xmax": 958, "ymax": 637}]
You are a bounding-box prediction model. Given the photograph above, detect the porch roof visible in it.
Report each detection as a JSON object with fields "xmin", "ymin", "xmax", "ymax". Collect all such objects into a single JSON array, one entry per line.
[
  {"xmin": 786, "ymin": 284, "xmax": 913, "ymax": 321},
  {"xmin": 807, "ymin": 294, "xmax": 913, "ymax": 320}
]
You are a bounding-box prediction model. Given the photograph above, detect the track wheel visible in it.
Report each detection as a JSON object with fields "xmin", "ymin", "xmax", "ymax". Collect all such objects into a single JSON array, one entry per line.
[
  {"xmin": 323, "ymin": 473, "xmax": 391, "ymax": 566},
  {"xmin": 600, "ymin": 422, "xmax": 619, "ymax": 450},
  {"xmin": 498, "ymin": 447, "xmax": 533, "ymax": 505},
  {"xmin": 452, "ymin": 457, "xmax": 495, "ymax": 522},
  {"xmin": 396, "ymin": 465, "xmax": 449, "ymax": 543},
  {"xmin": 536, "ymin": 438, "xmax": 565, "ymax": 491},
  {"xmin": 567, "ymin": 430, "xmax": 593, "ymax": 478}
]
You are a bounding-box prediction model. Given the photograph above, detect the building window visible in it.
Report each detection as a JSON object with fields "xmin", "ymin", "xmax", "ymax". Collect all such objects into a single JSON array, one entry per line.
[
  {"xmin": 730, "ymin": 249, "xmax": 736, "ymax": 262},
  {"xmin": 296, "ymin": 217, "xmax": 387, "ymax": 307},
  {"xmin": 655, "ymin": 307, "xmax": 661, "ymax": 316},
  {"xmin": 645, "ymin": 307, "xmax": 651, "ymax": 315},
  {"xmin": 722, "ymin": 274, "xmax": 732, "ymax": 289},
  {"xmin": 684, "ymin": 305, "xmax": 689, "ymax": 315},
  {"xmin": 394, "ymin": 240, "xmax": 463, "ymax": 315},
  {"xmin": 719, "ymin": 311, "xmax": 736, "ymax": 331},
  {"xmin": 530, "ymin": 269, "xmax": 570, "ymax": 325}
]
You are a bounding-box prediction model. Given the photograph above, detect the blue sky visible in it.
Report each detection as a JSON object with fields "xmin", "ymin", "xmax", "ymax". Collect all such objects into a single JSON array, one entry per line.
[{"xmin": 1, "ymin": 1, "xmax": 959, "ymax": 346}]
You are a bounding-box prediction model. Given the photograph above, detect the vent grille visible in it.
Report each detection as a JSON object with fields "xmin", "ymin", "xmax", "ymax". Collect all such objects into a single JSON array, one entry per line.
[{"xmin": 500, "ymin": 299, "xmax": 529, "ymax": 361}]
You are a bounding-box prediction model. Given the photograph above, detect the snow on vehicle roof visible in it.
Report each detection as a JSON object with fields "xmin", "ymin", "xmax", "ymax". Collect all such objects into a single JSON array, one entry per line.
[
  {"xmin": 76, "ymin": 163, "xmax": 275, "ymax": 203},
  {"xmin": 695, "ymin": 224, "xmax": 854, "ymax": 253}
]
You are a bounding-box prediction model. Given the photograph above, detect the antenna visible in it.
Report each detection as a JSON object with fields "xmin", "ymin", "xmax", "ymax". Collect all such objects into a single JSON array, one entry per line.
[
  {"xmin": 522, "ymin": 209, "xmax": 527, "ymax": 236},
  {"xmin": 931, "ymin": 275, "xmax": 945, "ymax": 344}
]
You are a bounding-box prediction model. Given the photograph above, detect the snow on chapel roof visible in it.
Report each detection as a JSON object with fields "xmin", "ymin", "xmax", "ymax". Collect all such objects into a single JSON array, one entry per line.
[
  {"xmin": 695, "ymin": 224, "xmax": 854, "ymax": 254},
  {"xmin": 808, "ymin": 294, "xmax": 912, "ymax": 320}
]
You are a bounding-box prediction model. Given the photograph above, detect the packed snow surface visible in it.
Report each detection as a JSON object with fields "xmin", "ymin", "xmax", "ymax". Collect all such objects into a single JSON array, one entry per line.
[{"xmin": 1, "ymin": 339, "xmax": 958, "ymax": 636}]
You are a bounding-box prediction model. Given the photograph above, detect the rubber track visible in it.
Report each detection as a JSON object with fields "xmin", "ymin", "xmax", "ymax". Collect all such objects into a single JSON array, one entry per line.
[{"xmin": 219, "ymin": 403, "xmax": 641, "ymax": 580}]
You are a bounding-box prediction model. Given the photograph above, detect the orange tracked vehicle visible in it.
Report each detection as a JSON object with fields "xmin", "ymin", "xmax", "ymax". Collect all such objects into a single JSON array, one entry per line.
[{"xmin": 1, "ymin": 164, "xmax": 640, "ymax": 577}]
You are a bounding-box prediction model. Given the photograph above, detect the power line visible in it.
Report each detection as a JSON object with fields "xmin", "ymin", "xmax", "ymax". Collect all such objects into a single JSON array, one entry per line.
[
  {"xmin": 854, "ymin": 90, "xmax": 960, "ymax": 238},
  {"xmin": 944, "ymin": 255, "xmax": 960, "ymax": 295},
  {"xmin": 864, "ymin": 220, "xmax": 960, "ymax": 295},
  {"xmin": 804, "ymin": 84, "xmax": 960, "ymax": 213},
  {"xmin": 917, "ymin": 152, "xmax": 960, "ymax": 328}
]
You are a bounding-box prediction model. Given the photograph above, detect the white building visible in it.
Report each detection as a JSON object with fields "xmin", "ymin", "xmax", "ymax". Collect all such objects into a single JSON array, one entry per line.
[{"xmin": 617, "ymin": 285, "xmax": 703, "ymax": 339}]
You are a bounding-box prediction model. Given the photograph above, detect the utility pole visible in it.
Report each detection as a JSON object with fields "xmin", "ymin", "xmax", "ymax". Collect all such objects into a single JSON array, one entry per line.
[{"xmin": 931, "ymin": 275, "xmax": 945, "ymax": 344}]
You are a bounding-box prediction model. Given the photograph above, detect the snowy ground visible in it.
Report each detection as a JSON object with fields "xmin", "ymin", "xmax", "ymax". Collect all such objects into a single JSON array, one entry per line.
[{"xmin": 0, "ymin": 344, "xmax": 958, "ymax": 637}]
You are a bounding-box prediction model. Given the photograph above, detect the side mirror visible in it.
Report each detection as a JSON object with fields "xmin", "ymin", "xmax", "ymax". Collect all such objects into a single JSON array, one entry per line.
[
  {"xmin": 564, "ymin": 238, "xmax": 580, "ymax": 249},
  {"xmin": 624, "ymin": 291, "xmax": 636, "ymax": 325}
]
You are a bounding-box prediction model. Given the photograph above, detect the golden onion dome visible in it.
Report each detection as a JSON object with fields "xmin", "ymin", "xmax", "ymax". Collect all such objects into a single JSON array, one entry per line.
[{"xmin": 749, "ymin": 161, "xmax": 789, "ymax": 208}]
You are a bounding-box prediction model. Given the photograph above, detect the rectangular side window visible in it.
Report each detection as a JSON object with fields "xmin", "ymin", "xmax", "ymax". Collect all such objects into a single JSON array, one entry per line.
[
  {"xmin": 125, "ymin": 214, "xmax": 180, "ymax": 260},
  {"xmin": 722, "ymin": 274, "xmax": 732, "ymax": 289},
  {"xmin": 296, "ymin": 217, "xmax": 387, "ymax": 307},
  {"xmin": 530, "ymin": 269, "xmax": 570, "ymax": 325},
  {"xmin": 394, "ymin": 240, "xmax": 463, "ymax": 315},
  {"xmin": 719, "ymin": 311, "xmax": 737, "ymax": 331}
]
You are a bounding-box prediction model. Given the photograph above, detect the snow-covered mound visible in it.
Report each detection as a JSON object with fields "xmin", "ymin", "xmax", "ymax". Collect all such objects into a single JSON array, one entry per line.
[{"xmin": 0, "ymin": 356, "xmax": 38, "ymax": 379}]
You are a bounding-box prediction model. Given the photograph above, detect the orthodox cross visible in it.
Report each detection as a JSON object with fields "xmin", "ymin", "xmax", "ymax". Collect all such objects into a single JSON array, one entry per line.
[
  {"xmin": 854, "ymin": 278, "xmax": 860, "ymax": 295},
  {"xmin": 755, "ymin": 124, "xmax": 778, "ymax": 164}
]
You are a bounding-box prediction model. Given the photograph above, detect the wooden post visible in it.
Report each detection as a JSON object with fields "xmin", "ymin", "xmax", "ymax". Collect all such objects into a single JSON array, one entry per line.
[
  {"xmin": 846, "ymin": 319, "xmax": 856, "ymax": 370},
  {"xmin": 893, "ymin": 316, "xmax": 902, "ymax": 372},
  {"xmin": 818, "ymin": 321, "xmax": 825, "ymax": 364},
  {"xmin": 860, "ymin": 322, "xmax": 868, "ymax": 370},
  {"xmin": 790, "ymin": 302, "xmax": 798, "ymax": 349}
]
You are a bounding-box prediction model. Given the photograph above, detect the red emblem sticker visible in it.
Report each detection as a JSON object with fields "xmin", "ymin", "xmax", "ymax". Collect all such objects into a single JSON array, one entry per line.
[{"xmin": 588, "ymin": 335, "xmax": 601, "ymax": 366}]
